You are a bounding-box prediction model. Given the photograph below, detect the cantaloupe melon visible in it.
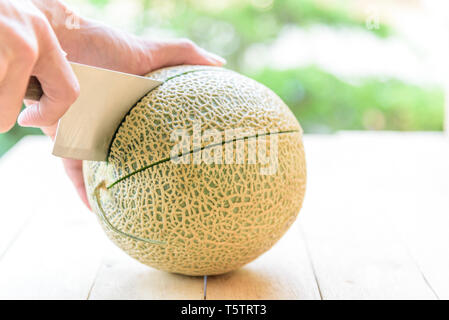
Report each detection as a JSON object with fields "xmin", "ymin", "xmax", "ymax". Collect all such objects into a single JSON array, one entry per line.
[{"xmin": 83, "ymin": 65, "xmax": 306, "ymax": 276}]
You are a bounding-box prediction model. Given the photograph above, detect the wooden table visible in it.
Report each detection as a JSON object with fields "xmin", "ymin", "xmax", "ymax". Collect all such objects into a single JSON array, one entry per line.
[{"xmin": 0, "ymin": 132, "xmax": 448, "ymax": 300}]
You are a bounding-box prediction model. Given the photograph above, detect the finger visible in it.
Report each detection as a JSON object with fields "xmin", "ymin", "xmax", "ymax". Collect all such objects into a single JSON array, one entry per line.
[
  {"xmin": 0, "ymin": 47, "xmax": 9, "ymax": 83},
  {"xmin": 62, "ymin": 158, "xmax": 91, "ymax": 210},
  {"xmin": 150, "ymin": 39, "xmax": 226, "ymax": 70},
  {"xmin": 0, "ymin": 42, "xmax": 35, "ymax": 132},
  {"xmin": 18, "ymin": 25, "xmax": 79, "ymax": 127},
  {"xmin": 0, "ymin": 66, "xmax": 31, "ymax": 132}
]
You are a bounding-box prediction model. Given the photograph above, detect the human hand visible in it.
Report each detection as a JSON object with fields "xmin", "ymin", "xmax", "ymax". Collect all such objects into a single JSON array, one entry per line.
[
  {"xmin": 32, "ymin": 1, "xmax": 225, "ymax": 209},
  {"xmin": 0, "ymin": 0, "xmax": 79, "ymax": 132}
]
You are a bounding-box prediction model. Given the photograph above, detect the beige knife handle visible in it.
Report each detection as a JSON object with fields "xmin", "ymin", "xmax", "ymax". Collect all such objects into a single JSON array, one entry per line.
[{"xmin": 24, "ymin": 76, "xmax": 43, "ymax": 101}]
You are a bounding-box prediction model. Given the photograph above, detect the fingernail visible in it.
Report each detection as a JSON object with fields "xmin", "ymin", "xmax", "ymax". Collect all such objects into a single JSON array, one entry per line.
[
  {"xmin": 17, "ymin": 112, "xmax": 27, "ymax": 127},
  {"xmin": 17, "ymin": 103, "xmax": 36, "ymax": 127},
  {"xmin": 23, "ymin": 99, "xmax": 34, "ymax": 107},
  {"xmin": 206, "ymin": 51, "xmax": 226, "ymax": 65}
]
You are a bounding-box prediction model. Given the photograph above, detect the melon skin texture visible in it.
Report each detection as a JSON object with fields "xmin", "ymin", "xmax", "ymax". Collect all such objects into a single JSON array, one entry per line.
[{"xmin": 84, "ymin": 65, "xmax": 306, "ymax": 276}]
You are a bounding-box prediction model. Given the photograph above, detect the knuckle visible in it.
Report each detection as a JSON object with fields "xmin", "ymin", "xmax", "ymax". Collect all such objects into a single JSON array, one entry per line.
[
  {"xmin": 66, "ymin": 81, "xmax": 80, "ymax": 104},
  {"xmin": 30, "ymin": 13, "xmax": 54, "ymax": 49},
  {"xmin": 30, "ymin": 11, "xmax": 50, "ymax": 31},
  {"xmin": 71, "ymin": 81, "xmax": 81, "ymax": 100},
  {"xmin": 16, "ymin": 38, "xmax": 39, "ymax": 64},
  {"xmin": 1, "ymin": 23, "xmax": 39, "ymax": 64}
]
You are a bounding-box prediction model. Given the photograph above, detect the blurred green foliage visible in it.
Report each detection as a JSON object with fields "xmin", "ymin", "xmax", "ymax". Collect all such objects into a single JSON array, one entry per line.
[
  {"xmin": 133, "ymin": 0, "xmax": 391, "ymax": 69},
  {"xmin": 251, "ymin": 67, "xmax": 443, "ymax": 132},
  {"xmin": 0, "ymin": 0, "xmax": 443, "ymax": 158},
  {"xmin": 0, "ymin": 122, "xmax": 42, "ymax": 157}
]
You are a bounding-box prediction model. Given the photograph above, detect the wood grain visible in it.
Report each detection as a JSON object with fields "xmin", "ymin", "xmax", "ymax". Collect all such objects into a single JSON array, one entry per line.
[
  {"xmin": 299, "ymin": 133, "xmax": 444, "ymax": 299},
  {"xmin": 0, "ymin": 133, "xmax": 448, "ymax": 299},
  {"xmin": 0, "ymin": 139, "xmax": 42, "ymax": 259},
  {"xmin": 88, "ymin": 243, "xmax": 204, "ymax": 300},
  {"xmin": 0, "ymin": 138, "xmax": 102, "ymax": 299},
  {"xmin": 206, "ymin": 220, "xmax": 321, "ymax": 300}
]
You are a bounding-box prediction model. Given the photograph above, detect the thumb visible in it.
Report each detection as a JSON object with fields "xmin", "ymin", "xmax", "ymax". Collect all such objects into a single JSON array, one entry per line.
[{"xmin": 149, "ymin": 39, "xmax": 226, "ymax": 70}]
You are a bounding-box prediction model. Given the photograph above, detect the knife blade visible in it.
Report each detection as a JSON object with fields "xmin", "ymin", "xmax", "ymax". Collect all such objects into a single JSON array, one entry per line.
[{"xmin": 25, "ymin": 62, "xmax": 163, "ymax": 161}]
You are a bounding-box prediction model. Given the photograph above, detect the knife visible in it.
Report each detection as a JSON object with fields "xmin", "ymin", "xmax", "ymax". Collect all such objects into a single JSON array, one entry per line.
[{"xmin": 24, "ymin": 62, "xmax": 163, "ymax": 161}]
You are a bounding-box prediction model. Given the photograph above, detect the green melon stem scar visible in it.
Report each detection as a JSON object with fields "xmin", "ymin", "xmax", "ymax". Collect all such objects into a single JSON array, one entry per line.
[
  {"xmin": 94, "ymin": 181, "xmax": 166, "ymax": 245},
  {"xmin": 107, "ymin": 130, "xmax": 300, "ymax": 189}
]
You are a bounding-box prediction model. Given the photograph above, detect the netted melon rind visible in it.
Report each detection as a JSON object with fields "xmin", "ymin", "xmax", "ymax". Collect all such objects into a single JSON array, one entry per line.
[
  {"xmin": 105, "ymin": 66, "xmax": 301, "ymax": 184},
  {"xmin": 84, "ymin": 66, "xmax": 307, "ymax": 276}
]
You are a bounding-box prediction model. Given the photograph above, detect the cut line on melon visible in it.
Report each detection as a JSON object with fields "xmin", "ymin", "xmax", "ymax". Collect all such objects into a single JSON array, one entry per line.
[
  {"xmin": 105, "ymin": 68, "xmax": 228, "ymax": 161},
  {"xmin": 107, "ymin": 129, "xmax": 300, "ymax": 189}
]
